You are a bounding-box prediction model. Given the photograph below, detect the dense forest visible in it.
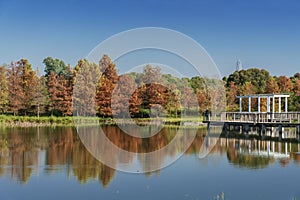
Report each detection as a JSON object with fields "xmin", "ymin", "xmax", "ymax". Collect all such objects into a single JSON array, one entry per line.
[{"xmin": 0, "ymin": 55, "xmax": 299, "ymax": 117}]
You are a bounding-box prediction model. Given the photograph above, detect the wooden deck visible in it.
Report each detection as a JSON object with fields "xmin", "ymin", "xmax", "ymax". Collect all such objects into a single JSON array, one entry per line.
[
  {"xmin": 222, "ymin": 112, "xmax": 300, "ymax": 124},
  {"xmin": 203, "ymin": 112, "xmax": 300, "ymax": 135}
]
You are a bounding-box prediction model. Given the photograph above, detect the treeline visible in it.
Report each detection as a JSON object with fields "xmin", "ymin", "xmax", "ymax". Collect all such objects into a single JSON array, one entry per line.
[
  {"xmin": 224, "ymin": 69, "xmax": 300, "ymax": 111},
  {"xmin": 0, "ymin": 55, "xmax": 299, "ymax": 117}
]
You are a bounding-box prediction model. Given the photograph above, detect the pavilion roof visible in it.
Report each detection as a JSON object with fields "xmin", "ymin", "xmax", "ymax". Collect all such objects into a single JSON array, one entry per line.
[{"xmin": 236, "ymin": 94, "xmax": 290, "ymax": 98}]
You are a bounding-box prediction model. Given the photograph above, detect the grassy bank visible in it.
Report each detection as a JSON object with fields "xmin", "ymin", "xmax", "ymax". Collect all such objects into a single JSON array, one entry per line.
[
  {"xmin": 0, "ymin": 115, "xmax": 75, "ymax": 127},
  {"xmin": 0, "ymin": 115, "xmax": 206, "ymax": 127}
]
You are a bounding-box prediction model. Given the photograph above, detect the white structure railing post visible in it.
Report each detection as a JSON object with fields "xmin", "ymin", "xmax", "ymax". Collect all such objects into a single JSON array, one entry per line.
[
  {"xmin": 278, "ymin": 97, "xmax": 281, "ymax": 113},
  {"xmin": 239, "ymin": 98, "xmax": 242, "ymax": 112},
  {"xmin": 258, "ymin": 96, "xmax": 261, "ymax": 113},
  {"xmin": 285, "ymin": 96, "xmax": 288, "ymax": 113},
  {"xmin": 248, "ymin": 97, "xmax": 251, "ymax": 112}
]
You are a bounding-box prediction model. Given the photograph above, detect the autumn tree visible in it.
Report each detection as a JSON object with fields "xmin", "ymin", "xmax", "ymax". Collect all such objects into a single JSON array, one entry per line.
[
  {"xmin": 8, "ymin": 63, "xmax": 24, "ymax": 115},
  {"xmin": 181, "ymin": 85, "xmax": 198, "ymax": 115},
  {"xmin": 147, "ymin": 83, "xmax": 169, "ymax": 117},
  {"xmin": 239, "ymin": 82, "xmax": 255, "ymax": 111},
  {"xmin": 226, "ymin": 82, "xmax": 238, "ymax": 111},
  {"xmin": 164, "ymin": 83, "xmax": 180, "ymax": 117},
  {"xmin": 266, "ymin": 77, "xmax": 279, "ymax": 94},
  {"xmin": 73, "ymin": 59, "xmax": 100, "ymax": 116},
  {"xmin": 47, "ymin": 71, "xmax": 58, "ymax": 115},
  {"xmin": 32, "ymin": 75, "xmax": 48, "ymax": 117},
  {"xmin": 19, "ymin": 59, "xmax": 39, "ymax": 115},
  {"xmin": 278, "ymin": 75, "xmax": 292, "ymax": 93},
  {"xmin": 7, "ymin": 59, "xmax": 38, "ymax": 115},
  {"xmin": 45, "ymin": 60, "xmax": 73, "ymax": 116},
  {"xmin": 56, "ymin": 73, "xmax": 73, "ymax": 116},
  {"xmin": 129, "ymin": 87, "xmax": 142, "ymax": 116},
  {"xmin": 95, "ymin": 55, "xmax": 118, "ymax": 117},
  {"xmin": 142, "ymin": 64, "xmax": 162, "ymax": 84},
  {"xmin": 293, "ymin": 78, "xmax": 300, "ymax": 96},
  {"xmin": 138, "ymin": 65, "xmax": 165, "ymax": 117},
  {"xmin": 111, "ymin": 74, "xmax": 136, "ymax": 118},
  {"xmin": 197, "ymin": 90, "xmax": 209, "ymax": 113}
]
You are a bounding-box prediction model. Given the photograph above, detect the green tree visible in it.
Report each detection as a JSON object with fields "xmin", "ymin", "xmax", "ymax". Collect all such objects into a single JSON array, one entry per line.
[
  {"xmin": 226, "ymin": 68, "xmax": 270, "ymax": 93},
  {"xmin": 43, "ymin": 57, "xmax": 67, "ymax": 78},
  {"xmin": 0, "ymin": 65, "xmax": 9, "ymax": 113}
]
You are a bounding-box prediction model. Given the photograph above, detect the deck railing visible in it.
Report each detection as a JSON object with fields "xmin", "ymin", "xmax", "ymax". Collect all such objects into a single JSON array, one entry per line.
[{"xmin": 222, "ymin": 112, "xmax": 300, "ymax": 124}]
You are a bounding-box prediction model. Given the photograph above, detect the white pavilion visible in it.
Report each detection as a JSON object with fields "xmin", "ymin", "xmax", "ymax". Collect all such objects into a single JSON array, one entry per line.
[{"xmin": 236, "ymin": 94, "xmax": 290, "ymax": 113}]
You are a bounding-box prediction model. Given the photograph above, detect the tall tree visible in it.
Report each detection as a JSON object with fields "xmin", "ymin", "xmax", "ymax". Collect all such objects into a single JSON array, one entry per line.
[
  {"xmin": 111, "ymin": 75, "xmax": 136, "ymax": 118},
  {"xmin": 19, "ymin": 59, "xmax": 39, "ymax": 115},
  {"xmin": 95, "ymin": 55, "xmax": 118, "ymax": 117},
  {"xmin": 32, "ymin": 76, "xmax": 48, "ymax": 117},
  {"xmin": 226, "ymin": 82, "xmax": 238, "ymax": 111},
  {"xmin": 165, "ymin": 83, "xmax": 180, "ymax": 117},
  {"xmin": 47, "ymin": 71, "xmax": 58, "ymax": 115},
  {"xmin": 0, "ymin": 65, "xmax": 9, "ymax": 113},
  {"xmin": 73, "ymin": 59, "xmax": 100, "ymax": 116},
  {"xmin": 46, "ymin": 63, "xmax": 73, "ymax": 116},
  {"xmin": 181, "ymin": 85, "xmax": 198, "ymax": 115},
  {"xmin": 56, "ymin": 74, "xmax": 73, "ymax": 116},
  {"xmin": 8, "ymin": 62, "xmax": 24, "ymax": 115}
]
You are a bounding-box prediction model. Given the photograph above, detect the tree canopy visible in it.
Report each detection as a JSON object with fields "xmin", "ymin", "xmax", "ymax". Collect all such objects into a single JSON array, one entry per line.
[{"xmin": 0, "ymin": 57, "xmax": 299, "ymax": 117}]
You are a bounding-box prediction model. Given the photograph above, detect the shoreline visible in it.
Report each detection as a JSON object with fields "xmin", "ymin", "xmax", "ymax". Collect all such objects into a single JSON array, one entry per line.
[{"xmin": 0, "ymin": 115, "xmax": 206, "ymax": 128}]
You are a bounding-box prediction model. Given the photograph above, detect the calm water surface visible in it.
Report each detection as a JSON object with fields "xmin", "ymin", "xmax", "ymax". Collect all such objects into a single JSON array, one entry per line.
[{"xmin": 0, "ymin": 126, "xmax": 300, "ymax": 200}]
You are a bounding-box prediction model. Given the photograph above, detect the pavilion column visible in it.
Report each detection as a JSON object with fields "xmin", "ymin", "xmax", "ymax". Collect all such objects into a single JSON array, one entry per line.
[
  {"xmin": 272, "ymin": 97, "xmax": 275, "ymax": 120},
  {"xmin": 267, "ymin": 97, "xmax": 270, "ymax": 112},
  {"xmin": 258, "ymin": 97, "xmax": 261, "ymax": 113},
  {"xmin": 239, "ymin": 98, "xmax": 242, "ymax": 112},
  {"xmin": 285, "ymin": 96, "xmax": 288, "ymax": 112},
  {"xmin": 278, "ymin": 97, "xmax": 281, "ymax": 113},
  {"xmin": 272, "ymin": 97, "xmax": 275, "ymax": 113},
  {"xmin": 248, "ymin": 97, "xmax": 251, "ymax": 112}
]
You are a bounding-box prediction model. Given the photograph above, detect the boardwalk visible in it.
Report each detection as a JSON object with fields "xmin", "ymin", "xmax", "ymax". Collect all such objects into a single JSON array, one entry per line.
[
  {"xmin": 204, "ymin": 112, "xmax": 300, "ymax": 138},
  {"xmin": 222, "ymin": 112, "xmax": 300, "ymax": 126},
  {"xmin": 204, "ymin": 93, "xmax": 300, "ymax": 138}
]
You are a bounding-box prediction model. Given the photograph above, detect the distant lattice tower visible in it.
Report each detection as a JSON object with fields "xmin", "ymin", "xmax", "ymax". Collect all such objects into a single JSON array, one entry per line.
[{"xmin": 236, "ymin": 59, "xmax": 243, "ymax": 71}]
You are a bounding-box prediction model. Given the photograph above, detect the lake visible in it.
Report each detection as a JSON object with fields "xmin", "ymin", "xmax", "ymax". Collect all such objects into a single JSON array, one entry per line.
[{"xmin": 0, "ymin": 126, "xmax": 300, "ymax": 200}]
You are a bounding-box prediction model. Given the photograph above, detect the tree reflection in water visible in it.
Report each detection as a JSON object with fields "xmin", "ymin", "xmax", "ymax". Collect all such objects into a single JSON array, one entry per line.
[{"xmin": 0, "ymin": 126, "xmax": 299, "ymax": 186}]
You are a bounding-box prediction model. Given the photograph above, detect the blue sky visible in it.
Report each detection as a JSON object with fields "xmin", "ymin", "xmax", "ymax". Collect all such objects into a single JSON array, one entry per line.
[{"xmin": 0, "ymin": 0, "xmax": 299, "ymax": 77}]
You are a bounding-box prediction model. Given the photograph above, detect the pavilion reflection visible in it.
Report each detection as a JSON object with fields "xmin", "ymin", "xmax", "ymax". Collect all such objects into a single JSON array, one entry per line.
[{"xmin": 0, "ymin": 126, "xmax": 299, "ymax": 186}]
